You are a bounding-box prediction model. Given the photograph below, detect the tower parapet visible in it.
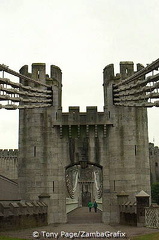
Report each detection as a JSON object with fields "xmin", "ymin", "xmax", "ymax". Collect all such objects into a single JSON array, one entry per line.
[
  {"xmin": 19, "ymin": 63, "xmax": 62, "ymax": 112},
  {"xmin": 51, "ymin": 65, "xmax": 62, "ymax": 109},
  {"xmin": 103, "ymin": 61, "xmax": 146, "ymax": 111},
  {"xmin": 103, "ymin": 61, "xmax": 144, "ymax": 84},
  {"xmin": 19, "ymin": 63, "xmax": 62, "ymax": 85},
  {"xmin": 51, "ymin": 65, "xmax": 62, "ymax": 82}
]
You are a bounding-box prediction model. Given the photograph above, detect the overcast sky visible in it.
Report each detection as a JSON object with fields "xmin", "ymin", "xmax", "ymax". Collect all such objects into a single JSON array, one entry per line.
[{"xmin": 0, "ymin": 0, "xmax": 159, "ymax": 149}]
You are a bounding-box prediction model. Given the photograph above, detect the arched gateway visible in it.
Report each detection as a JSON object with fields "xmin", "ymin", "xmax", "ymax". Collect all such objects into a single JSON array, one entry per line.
[
  {"xmin": 66, "ymin": 162, "xmax": 102, "ymax": 207},
  {"xmin": 18, "ymin": 62, "xmax": 151, "ymax": 224}
]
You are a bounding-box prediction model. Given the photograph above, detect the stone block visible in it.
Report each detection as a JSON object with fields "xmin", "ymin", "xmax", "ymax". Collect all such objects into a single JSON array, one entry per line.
[
  {"xmin": 0, "ymin": 203, "xmax": 13, "ymax": 217},
  {"xmin": 18, "ymin": 202, "xmax": 28, "ymax": 215},
  {"xmin": 9, "ymin": 202, "xmax": 20, "ymax": 216}
]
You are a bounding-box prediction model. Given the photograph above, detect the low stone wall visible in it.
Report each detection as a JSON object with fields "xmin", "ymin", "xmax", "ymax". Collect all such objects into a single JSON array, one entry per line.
[
  {"xmin": 0, "ymin": 175, "xmax": 20, "ymax": 201},
  {"xmin": 0, "ymin": 201, "xmax": 47, "ymax": 230},
  {"xmin": 119, "ymin": 202, "xmax": 137, "ymax": 226}
]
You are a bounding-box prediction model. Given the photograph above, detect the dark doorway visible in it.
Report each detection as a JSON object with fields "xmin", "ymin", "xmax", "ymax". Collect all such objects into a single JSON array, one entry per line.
[{"xmin": 82, "ymin": 191, "xmax": 91, "ymax": 206}]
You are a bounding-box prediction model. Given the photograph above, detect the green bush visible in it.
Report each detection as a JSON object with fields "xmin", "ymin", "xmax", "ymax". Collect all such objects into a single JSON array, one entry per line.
[{"xmin": 151, "ymin": 182, "xmax": 159, "ymax": 204}]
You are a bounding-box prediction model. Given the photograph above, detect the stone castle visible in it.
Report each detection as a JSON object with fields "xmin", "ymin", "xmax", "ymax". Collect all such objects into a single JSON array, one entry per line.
[
  {"xmin": 17, "ymin": 62, "xmax": 150, "ymax": 224},
  {"xmin": 1, "ymin": 61, "xmax": 158, "ymax": 225}
]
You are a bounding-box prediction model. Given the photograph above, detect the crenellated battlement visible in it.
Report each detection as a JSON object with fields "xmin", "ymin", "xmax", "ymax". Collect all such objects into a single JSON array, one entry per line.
[
  {"xmin": 149, "ymin": 143, "xmax": 159, "ymax": 156},
  {"xmin": 54, "ymin": 106, "xmax": 112, "ymax": 126},
  {"xmin": 0, "ymin": 149, "xmax": 18, "ymax": 158},
  {"xmin": 19, "ymin": 63, "xmax": 62, "ymax": 109},
  {"xmin": 103, "ymin": 61, "xmax": 145, "ymax": 83},
  {"xmin": 19, "ymin": 63, "xmax": 62, "ymax": 86},
  {"xmin": 0, "ymin": 149, "xmax": 18, "ymax": 180}
]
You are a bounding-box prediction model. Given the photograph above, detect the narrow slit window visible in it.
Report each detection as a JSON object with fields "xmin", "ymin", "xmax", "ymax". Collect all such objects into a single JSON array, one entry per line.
[
  {"xmin": 53, "ymin": 181, "xmax": 54, "ymax": 192},
  {"xmin": 114, "ymin": 180, "xmax": 116, "ymax": 191},
  {"xmin": 34, "ymin": 146, "xmax": 36, "ymax": 157},
  {"xmin": 135, "ymin": 145, "xmax": 137, "ymax": 155}
]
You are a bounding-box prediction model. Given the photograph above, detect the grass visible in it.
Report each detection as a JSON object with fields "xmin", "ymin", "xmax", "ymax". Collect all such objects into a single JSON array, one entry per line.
[
  {"xmin": 0, "ymin": 237, "xmax": 29, "ymax": 240},
  {"xmin": 131, "ymin": 232, "xmax": 159, "ymax": 240}
]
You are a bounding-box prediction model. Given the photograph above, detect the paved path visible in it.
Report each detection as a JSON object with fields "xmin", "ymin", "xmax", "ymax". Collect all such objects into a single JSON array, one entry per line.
[
  {"xmin": 67, "ymin": 206, "xmax": 102, "ymax": 223},
  {"xmin": 0, "ymin": 207, "xmax": 159, "ymax": 240}
]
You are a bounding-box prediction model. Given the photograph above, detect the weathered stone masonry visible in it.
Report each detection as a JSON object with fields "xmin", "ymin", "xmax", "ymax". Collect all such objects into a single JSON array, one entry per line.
[
  {"xmin": 0, "ymin": 149, "xmax": 18, "ymax": 180},
  {"xmin": 18, "ymin": 62, "xmax": 151, "ymax": 224}
]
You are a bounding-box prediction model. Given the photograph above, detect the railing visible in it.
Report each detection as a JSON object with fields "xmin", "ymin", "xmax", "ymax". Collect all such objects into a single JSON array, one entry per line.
[
  {"xmin": 0, "ymin": 64, "xmax": 53, "ymax": 109},
  {"xmin": 145, "ymin": 205, "xmax": 159, "ymax": 229},
  {"xmin": 96, "ymin": 199, "xmax": 102, "ymax": 211},
  {"xmin": 66, "ymin": 198, "xmax": 79, "ymax": 213},
  {"xmin": 113, "ymin": 58, "xmax": 159, "ymax": 107}
]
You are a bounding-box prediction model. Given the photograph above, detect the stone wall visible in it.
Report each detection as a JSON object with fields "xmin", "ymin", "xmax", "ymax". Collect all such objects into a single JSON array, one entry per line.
[
  {"xmin": 0, "ymin": 149, "xmax": 18, "ymax": 180},
  {"xmin": 149, "ymin": 143, "xmax": 159, "ymax": 183},
  {"xmin": 0, "ymin": 175, "xmax": 20, "ymax": 201},
  {"xmin": 0, "ymin": 201, "xmax": 47, "ymax": 230}
]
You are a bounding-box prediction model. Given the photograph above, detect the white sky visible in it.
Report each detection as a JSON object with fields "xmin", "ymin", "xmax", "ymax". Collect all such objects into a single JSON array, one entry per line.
[{"xmin": 0, "ymin": 0, "xmax": 159, "ymax": 149}]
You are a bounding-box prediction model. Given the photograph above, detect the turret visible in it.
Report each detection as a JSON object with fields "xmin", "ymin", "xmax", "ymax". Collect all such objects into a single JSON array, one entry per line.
[
  {"xmin": 103, "ymin": 64, "xmax": 114, "ymax": 111},
  {"xmin": 51, "ymin": 65, "xmax": 62, "ymax": 110},
  {"xmin": 103, "ymin": 61, "xmax": 143, "ymax": 110}
]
